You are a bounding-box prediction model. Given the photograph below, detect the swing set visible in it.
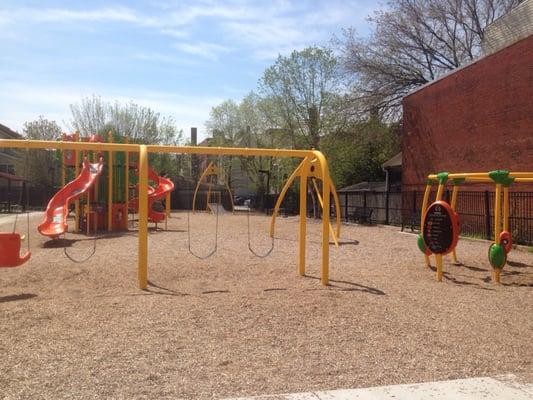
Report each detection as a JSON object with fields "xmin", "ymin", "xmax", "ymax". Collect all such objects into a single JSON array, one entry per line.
[
  {"xmin": 0, "ymin": 139, "xmax": 339, "ymax": 288},
  {"xmin": 418, "ymin": 170, "xmax": 533, "ymax": 283},
  {"xmin": 187, "ymin": 157, "xmax": 342, "ymax": 260}
]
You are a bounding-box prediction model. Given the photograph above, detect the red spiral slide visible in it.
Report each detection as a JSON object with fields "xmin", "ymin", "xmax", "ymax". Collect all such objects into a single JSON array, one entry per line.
[{"xmin": 130, "ymin": 167, "xmax": 175, "ymax": 223}]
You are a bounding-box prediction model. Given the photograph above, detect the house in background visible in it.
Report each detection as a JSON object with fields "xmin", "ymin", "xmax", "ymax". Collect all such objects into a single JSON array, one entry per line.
[
  {"xmin": 0, "ymin": 123, "xmax": 28, "ymax": 212},
  {"xmin": 0, "ymin": 123, "xmax": 23, "ymax": 176}
]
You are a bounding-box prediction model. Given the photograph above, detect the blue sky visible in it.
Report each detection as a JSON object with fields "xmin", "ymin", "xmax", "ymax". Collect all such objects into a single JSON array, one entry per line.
[{"xmin": 0, "ymin": 0, "xmax": 379, "ymax": 139}]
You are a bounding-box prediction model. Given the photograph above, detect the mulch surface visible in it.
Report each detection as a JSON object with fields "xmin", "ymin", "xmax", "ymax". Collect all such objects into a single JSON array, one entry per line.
[{"xmin": 1, "ymin": 211, "xmax": 532, "ymax": 399}]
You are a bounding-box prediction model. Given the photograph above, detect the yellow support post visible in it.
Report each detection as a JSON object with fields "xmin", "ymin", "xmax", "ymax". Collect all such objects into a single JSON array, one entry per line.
[
  {"xmin": 74, "ymin": 134, "xmax": 80, "ymax": 232},
  {"xmin": 450, "ymin": 185, "xmax": 460, "ymax": 265},
  {"xmin": 107, "ymin": 132, "xmax": 113, "ymax": 232},
  {"xmin": 61, "ymin": 133, "xmax": 66, "ymax": 187},
  {"xmin": 311, "ymin": 178, "xmax": 339, "ymax": 247},
  {"xmin": 125, "ymin": 137, "xmax": 129, "ymax": 228},
  {"xmin": 421, "ymin": 182, "xmax": 432, "ymax": 267},
  {"xmin": 435, "ymin": 183, "xmax": 444, "ymax": 281},
  {"xmin": 493, "ymin": 183, "xmax": 502, "ymax": 283},
  {"xmin": 138, "ymin": 145, "xmax": 149, "ymax": 290},
  {"xmin": 165, "ymin": 191, "xmax": 171, "ymax": 230},
  {"xmin": 503, "ymin": 186, "xmax": 509, "ymax": 232},
  {"xmin": 314, "ymin": 151, "xmax": 330, "ymax": 286},
  {"xmin": 270, "ymin": 161, "xmax": 304, "ymax": 237},
  {"xmin": 299, "ymin": 158, "xmax": 309, "ymax": 276}
]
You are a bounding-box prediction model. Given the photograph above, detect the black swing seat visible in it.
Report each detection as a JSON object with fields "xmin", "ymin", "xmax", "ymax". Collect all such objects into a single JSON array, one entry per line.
[{"xmin": 0, "ymin": 232, "xmax": 31, "ymax": 268}]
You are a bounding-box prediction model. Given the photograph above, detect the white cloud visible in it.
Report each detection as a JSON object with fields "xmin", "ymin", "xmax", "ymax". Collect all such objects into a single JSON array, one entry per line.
[
  {"xmin": 4, "ymin": 6, "xmax": 143, "ymax": 24},
  {"xmin": 173, "ymin": 42, "xmax": 231, "ymax": 60}
]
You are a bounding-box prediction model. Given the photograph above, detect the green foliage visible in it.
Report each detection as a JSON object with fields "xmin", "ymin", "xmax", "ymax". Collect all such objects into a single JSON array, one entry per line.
[
  {"xmin": 259, "ymin": 47, "xmax": 342, "ymax": 149},
  {"xmin": 321, "ymin": 118, "xmax": 400, "ymax": 188}
]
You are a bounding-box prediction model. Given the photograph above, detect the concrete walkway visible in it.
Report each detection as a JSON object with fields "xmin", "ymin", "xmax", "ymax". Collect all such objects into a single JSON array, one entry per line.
[{"xmin": 227, "ymin": 375, "xmax": 533, "ymax": 400}]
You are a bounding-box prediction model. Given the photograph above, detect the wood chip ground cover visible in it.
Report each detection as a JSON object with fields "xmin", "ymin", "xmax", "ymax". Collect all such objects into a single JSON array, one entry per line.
[{"xmin": 1, "ymin": 212, "xmax": 532, "ymax": 399}]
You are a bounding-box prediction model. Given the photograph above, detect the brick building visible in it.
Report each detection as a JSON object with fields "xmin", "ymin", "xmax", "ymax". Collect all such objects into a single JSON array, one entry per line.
[{"xmin": 402, "ymin": 3, "xmax": 533, "ymax": 190}]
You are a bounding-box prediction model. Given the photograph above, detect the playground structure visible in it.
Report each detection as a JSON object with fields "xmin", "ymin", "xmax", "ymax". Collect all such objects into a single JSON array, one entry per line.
[
  {"xmin": 0, "ymin": 138, "xmax": 338, "ymax": 288},
  {"xmin": 58, "ymin": 132, "xmax": 173, "ymax": 235},
  {"xmin": 418, "ymin": 170, "xmax": 533, "ymax": 283}
]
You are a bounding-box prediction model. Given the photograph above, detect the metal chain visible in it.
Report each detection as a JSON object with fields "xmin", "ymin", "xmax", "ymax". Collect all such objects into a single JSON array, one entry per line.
[
  {"xmin": 247, "ymin": 207, "xmax": 274, "ymax": 258},
  {"xmin": 187, "ymin": 201, "xmax": 219, "ymax": 259}
]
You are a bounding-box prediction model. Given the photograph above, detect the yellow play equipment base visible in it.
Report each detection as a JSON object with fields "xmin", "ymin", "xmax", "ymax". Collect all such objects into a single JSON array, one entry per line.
[{"xmin": 0, "ymin": 139, "xmax": 340, "ymax": 289}]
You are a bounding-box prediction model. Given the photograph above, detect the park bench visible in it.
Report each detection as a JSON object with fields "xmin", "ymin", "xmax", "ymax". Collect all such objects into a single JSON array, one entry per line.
[{"xmin": 349, "ymin": 206, "xmax": 373, "ymax": 224}]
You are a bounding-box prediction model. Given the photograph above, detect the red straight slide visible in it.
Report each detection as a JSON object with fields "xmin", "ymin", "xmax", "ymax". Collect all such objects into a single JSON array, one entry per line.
[{"xmin": 38, "ymin": 158, "xmax": 104, "ymax": 239}]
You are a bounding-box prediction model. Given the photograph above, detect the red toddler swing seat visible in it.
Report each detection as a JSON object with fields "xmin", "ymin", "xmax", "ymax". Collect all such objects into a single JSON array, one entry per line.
[{"xmin": 0, "ymin": 232, "xmax": 31, "ymax": 268}]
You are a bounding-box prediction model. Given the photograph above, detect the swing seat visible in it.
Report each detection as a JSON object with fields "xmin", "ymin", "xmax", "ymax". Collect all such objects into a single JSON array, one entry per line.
[{"xmin": 0, "ymin": 232, "xmax": 31, "ymax": 268}]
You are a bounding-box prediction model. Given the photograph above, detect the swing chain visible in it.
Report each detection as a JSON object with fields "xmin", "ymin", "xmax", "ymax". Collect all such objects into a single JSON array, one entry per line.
[
  {"xmin": 187, "ymin": 173, "xmax": 218, "ymax": 260},
  {"xmin": 12, "ymin": 148, "xmax": 31, "ymax": 252},
  {"xmin": 246, "ymin": 206, "xmax": 274, "ymax": 258}
]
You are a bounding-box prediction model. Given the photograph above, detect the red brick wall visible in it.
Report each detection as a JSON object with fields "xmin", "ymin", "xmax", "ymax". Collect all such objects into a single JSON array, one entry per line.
[{"xmin": 402, "ymin": 35, "xmax": 533, "ymax": 190}]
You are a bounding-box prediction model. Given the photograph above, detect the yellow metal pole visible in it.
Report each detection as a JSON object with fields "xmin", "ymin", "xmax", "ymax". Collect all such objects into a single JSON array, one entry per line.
[
  {"xmin": 107, "ymin": 132, "xmax": 113, "ymax": 232},
  {"xmin": 493, "ymin": 184, "xmax": 502, "ymax": 283},
  {"xmin": 435, "ymin": 183, "xmax": 444, "ymax": 281},
  {"xmin": 298, "ymin": 158, "xmax": 309, "ymax": 276},
  {"xmin": 61, "ymin": 133, "xmax": 66, "ymax": 187},
  {"xmin": 314, "ymin": 151, "xmax": 330, "ymax": 286},
  {"xmin": 192, "ymin": 161, "xmax": 213, "ymax": 213},
  {"xmin": 125, "ymin": 137, "xmax": 129, "ymax": 229},
  {"xmin": 269, "ymin": 161, "xmax": 304, "ymax": 237},
  {"xmin": 435, "ymin": 254, "xmax": 443, "ymax": 282},
  {"xmin": 165, "ymin": 191, "xmax": 170, "ymax": 230},
  {"xmin": 206, "ymin": 175, "xmax": 213, "ymax": 212},
  {"xmin": 86, "ymin": 188, "xmax": 90, "ymax": 236},
  {"xmin": 503, "ymin": 186, "xmax": 509, "ymax": 232},
  {"xmin": 311, "ymin": 178, "xmax": 339, "ymax": 247},
  {"xmin": 451, "ymin": 185, "xmax": 459, "ymax": 264},
  {"xmin": 138, "ymin": 145, "xmax": 149, "ymax": 290},
  {"xmin": 421, "ymin": 182, "xmax": 432, "ymax": 267},
  {"xmin": 330, "ymin": 179, "xmax": 341, "ymax": 238},
  {"xmin": 74, "ymin": 133, "xmax": 80, "ymax": 232}
]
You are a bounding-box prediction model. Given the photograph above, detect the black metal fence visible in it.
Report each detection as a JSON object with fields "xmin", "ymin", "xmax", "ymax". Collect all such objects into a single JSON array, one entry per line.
[{"xmin": 340, "ymin": 190, "xmax": 533, "ymax": 246}]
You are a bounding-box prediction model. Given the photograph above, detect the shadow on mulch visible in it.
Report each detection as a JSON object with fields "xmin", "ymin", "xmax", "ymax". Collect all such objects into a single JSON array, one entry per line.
[
  {"xmin": 42, "ymin": 232, "xmax": 136, "ymax": 248},
  {"xmin": 507, "ymin": 260, "xmax": 532, "ymax": 268},
  {"xmin": 427, "ymin": 266, "xmax": 495, "ymax": 289},
  {"xmin": 144, "ymin": 280, "xmax": 190, "ymax": 297},
  {"xmin": 274, "ymin": 236, "xmax": 359, "ymax": 246},
  {"xmin": 304, "ymin": 275, "xmax": 385, "ymax": 296},
  {"xmin": 148, "ymin": 228, "xmax": 186, "ymax": 233},
  {"xmin": 0, "ymin": 293, "xmax": 37, "ymax": 303}
]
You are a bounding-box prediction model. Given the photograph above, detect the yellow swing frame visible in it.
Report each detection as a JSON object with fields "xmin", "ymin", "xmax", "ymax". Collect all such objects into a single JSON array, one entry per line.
[{"xmin": 0, "ymin": 139, "xmax": 339, "ymax": 288}]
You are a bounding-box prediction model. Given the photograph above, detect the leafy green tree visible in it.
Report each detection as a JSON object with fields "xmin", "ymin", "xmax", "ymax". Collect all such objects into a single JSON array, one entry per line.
[
  {"xmin": 259, "ymin": 47, "xmax": 342, "ymax": 149},
  {"xmin": 322, "ymin": 117, "xmax": 400, "ymax": 188}
]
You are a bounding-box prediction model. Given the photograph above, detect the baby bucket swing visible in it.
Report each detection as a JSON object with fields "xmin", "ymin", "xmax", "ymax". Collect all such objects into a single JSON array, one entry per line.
[{"xmin": 0, "ymin": 150, "xmax": 31, "ymax": 268}]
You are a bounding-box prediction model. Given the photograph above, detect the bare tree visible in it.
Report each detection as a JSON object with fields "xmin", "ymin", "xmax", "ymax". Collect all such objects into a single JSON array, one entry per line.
[
  {"xmin": 337, "ymin": 0, "xmax": 522, "ymax": 118},
  {"xmin": 20, "ymin": 116, "xmax": 62, "ymax": 187}
]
